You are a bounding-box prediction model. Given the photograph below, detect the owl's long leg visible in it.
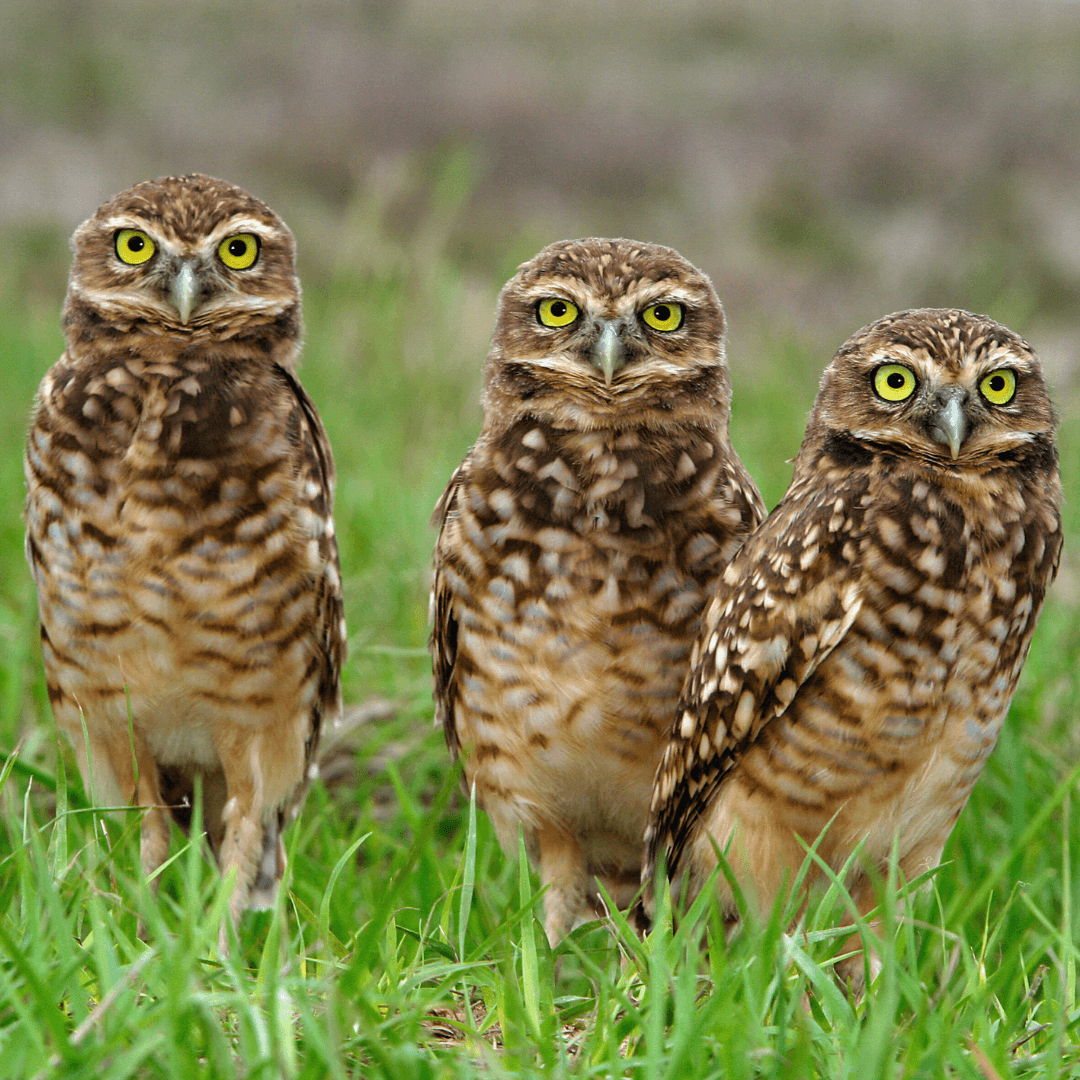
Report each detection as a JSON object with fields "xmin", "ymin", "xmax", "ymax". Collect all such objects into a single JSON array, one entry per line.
[
  {"xmin": 591, "ymin": 866, "xmax": 642, "ymax": 915},
  {"xmin": 65, "ymin": 714, "xmax": 169, "ymax": 887},
  {"xmin": 834, "ymin": 837, "xmax": 949, "ymax": 995},
  {"xmin": 250, "ymin": 812, "xmax": 285, "ymax": 910},
  {"xmin": 535, "ymin": 820, "xmax": 591, "ymax": 948},
  {"xmin": 216, "ymin": 766, "xmax": 268, "ymax": 935},
  {"xmin": 834, "ymin": 882, "xmax": 885, "ymax": 995},
  {"xmin": 696, "ymin": 784, "xmax": 813, "ymax": 921},
  {"xmin": 138, "ymin": 780, "xmax": 171, "ymax": 891},
  {"xmin": 213, "ymin": 721, "xmax": 303, "ymax": 948},
  {"xmin": 220, "ymin": 795, "xmax": 265, "ymax": 917},
  {"xmin": 137, "ymin": 788, "xmax": 171, "ymax": 942},
  {"xmin": 68, "ymin": 718, "xmax": 169, "ymax": 937}
]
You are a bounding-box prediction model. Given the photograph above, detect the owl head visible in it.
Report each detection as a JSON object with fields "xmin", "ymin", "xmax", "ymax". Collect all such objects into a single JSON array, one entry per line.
[
  {"xmin": 804, "ymin": 308, "xmax": 1057, "ymax": 470},
  {"xmin": 64, "ymin": 174, "xmax": 300, "ymax": 343},
  {"xmin": 483, "ymin": 238, "xmax": 731, "ymax": 429}
]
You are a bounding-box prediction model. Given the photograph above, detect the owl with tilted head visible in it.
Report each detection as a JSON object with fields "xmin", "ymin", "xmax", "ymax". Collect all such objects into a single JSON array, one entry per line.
[
  {"xmin": 24, "ymin": 175, "xmax": 345, "ymax": 943},
  {"xmin": 430, "ymin": 237, "xmax": 765, "ymax": 945},
  {"xmin": 643, "ymin": 308, "xmax": 1062, "ymax": 991}
]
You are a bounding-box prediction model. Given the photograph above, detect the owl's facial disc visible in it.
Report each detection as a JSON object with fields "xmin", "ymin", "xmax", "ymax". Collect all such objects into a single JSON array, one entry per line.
[{"xmin": 927, "ymin": 387, "xmax": 969, "ymax": 460}]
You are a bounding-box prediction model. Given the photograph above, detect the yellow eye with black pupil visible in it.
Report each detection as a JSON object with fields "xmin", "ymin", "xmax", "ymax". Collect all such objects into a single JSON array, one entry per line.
[
  {"xmin": 979, "ymin": 369, "xmax": 1016, "ymax": 405},
  {"xmin": 537, "ymin": 297, "xmax": 579, "ymax": 327},
  {"xmin": 115, "ymin": 229, "xmax": 155, "ymax": 265},
  {"xmin": 873, "ymin": 363, "xmax": 917, "ymax": 402},
  {"xmin": 641, "ymin": 302, "xmax": 683, "ymax": 332},
  {"xmin": 218, "ymin": 233, "xmax": 259, "ymax": 270}
]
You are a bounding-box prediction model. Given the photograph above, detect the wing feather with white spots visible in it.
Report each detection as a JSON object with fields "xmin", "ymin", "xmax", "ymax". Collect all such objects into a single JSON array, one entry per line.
[{"xmin": 643, "ymin": 470, "xmax": 869, "ymax": 887}]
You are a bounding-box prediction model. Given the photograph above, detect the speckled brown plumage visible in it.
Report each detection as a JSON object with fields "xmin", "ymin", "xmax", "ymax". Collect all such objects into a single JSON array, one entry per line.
[
  {"xmin": 24, "ymin": 175, "xmax": 345, "ymax": 934},
  {"xmin": 643, "ymin": 308, "xmax": 1062, "ymax": 989},
  {"xmin": 430, "ymin": 238, "xmax": 765, "ymax": 944}
]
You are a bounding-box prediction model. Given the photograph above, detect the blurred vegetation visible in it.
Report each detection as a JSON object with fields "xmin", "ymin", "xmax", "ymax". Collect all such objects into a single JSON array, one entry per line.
[{"xmin": 2, "ymin": 1, "xmax": 1080, "ymax": 375}]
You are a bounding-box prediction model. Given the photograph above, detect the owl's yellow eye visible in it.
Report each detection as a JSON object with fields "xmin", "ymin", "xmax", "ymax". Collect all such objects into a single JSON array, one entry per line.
[
  {"xmin": 873, "ymin": 363, "xmax": 917, "ymax": 402},
  {"xmin": 979, "ymin": 369, "xmax": 1017, "ymax": 405},
  {"xmin": 537, "ymin": 297, "xmax": 579, "ymax": 328},
  {"xmin": 641, "ymin": 302, "xmax": 684, "ymax": 332},
  {"xmin": 115, "ymin": 229, "xmax": 156, "ymax": 266},
  {"xmin": 217, "ymin": 233, "xmax": 260, "ymax": 271}
]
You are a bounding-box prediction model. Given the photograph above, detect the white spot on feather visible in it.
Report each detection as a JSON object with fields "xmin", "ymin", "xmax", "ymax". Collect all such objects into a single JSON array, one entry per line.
[
  {"xmin": 521, "ymin": 428, "xmax": 547, "ymax": 451},
  {"xmin": 732, "ymin": 690, "xmax": 755, "ymax": 738},
  {"xmin": 679, "ymin": 710, "xmax": 696, "ymax": 738}
]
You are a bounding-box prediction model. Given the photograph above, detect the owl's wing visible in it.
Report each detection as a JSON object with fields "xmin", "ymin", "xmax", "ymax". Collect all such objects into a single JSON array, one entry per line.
[
  {"xmin": 644, "ymin": 471, "xmax": 870, "ymax": 884},
  {"xmin": 429, "ymin": 458, "xmax": 471, "ymax": 758},
  {"xmin": 278, "ymin": 366, "xmax": 346, "ymax": 749}
]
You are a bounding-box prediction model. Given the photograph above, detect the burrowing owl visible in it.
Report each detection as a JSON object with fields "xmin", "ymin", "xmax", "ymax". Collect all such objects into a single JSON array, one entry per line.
[
  {"xmin": 24, "ymin": 175, "xmax": 345, "ymax": 935},
  {"xmin": 430, "ymin": 238, "xmax": 765, "ymax": 945},
  {"xmin": 643, "ymin": 308, "xmax": 1062, "ymax": 988}
]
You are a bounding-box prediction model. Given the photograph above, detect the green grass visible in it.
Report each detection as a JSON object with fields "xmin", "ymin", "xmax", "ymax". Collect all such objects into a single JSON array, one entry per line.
[{"xmin": 0, "ymin": 210, "xmax": 1078, "ymax": 1079}]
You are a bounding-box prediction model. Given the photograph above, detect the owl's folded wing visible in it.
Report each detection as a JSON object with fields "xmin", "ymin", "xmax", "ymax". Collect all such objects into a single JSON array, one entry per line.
[
  {"xmin": 429, "ymin": 458, "xmax": 471, "ymax": 757},
  {"xmin": 643, "ymin": 474, "xmax": 869, "ymax": 887}
]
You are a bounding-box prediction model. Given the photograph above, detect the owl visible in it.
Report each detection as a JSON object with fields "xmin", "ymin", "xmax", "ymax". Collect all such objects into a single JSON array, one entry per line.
[
  {"xmin": 24, "ymin": 174, "xmax": 345, "ymax": 939},
  {"xmin": 643, "ymin": 308, "xmax": 1062, "ymax": 989},
  {"xmin": 430, "ymin": 238, "xmax": 765, "ymax": 946}
]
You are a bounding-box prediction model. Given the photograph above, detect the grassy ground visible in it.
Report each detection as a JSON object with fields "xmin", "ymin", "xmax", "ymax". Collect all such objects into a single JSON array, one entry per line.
[{"xmin": 0, "ymin": 204, "xmax": 1078, "ymax": 1079}]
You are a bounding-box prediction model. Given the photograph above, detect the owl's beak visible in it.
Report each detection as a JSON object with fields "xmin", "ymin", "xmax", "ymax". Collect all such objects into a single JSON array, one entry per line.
[
  {"xmin": 929, "ymin": 388, "xmax": 969, "ymax": 460},
  {"xmin": 593, "ymin": 321, "xmax": 627, "ymax": 386},
  {"xmin": 169, "ymin": 260, "xmax": 200, "ymax": 325}
]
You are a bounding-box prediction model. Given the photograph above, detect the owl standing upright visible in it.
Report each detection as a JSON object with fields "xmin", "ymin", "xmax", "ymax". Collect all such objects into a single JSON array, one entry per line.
[
  {"xmin": 430, "ymin": 238, "xmax": 765, "ymax": 945},
  {"xmin": 24, "ymin": 174, "xmax": 345, "ymax": 934},
  {"xmin": 643, "ymin": 309, "xmax": 1062, "ymax": 988}
]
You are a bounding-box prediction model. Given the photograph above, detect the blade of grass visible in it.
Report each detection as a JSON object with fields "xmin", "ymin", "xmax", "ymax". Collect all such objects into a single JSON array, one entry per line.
[
  {"xmin": 47, "ymin": 738, "xmax": 67, "ymax": 877},
  {"xmin": 317, "ymin": 831, "xmax": 369, "ymax": 969},
  {"xmin": 516, "ymin": 830, "xmax": 543, "ymax": 1043},
  {"xmin": 457, "ymin": 782, "xmax": 478, "ymax": 963}
]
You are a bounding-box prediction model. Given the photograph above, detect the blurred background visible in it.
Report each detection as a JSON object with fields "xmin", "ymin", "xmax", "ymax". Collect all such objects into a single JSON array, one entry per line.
[
  {"xmin": 4, "ymin": 0, "xmax": 1080, "ymax": 374},
  {"xmin": 1, "ymin": 0, "xmax": 1078, "ymax": 757}
]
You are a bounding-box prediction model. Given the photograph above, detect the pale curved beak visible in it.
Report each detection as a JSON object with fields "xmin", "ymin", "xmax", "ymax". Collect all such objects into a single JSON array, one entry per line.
[
  {"xmin": 592, "ymin": 321, "xmax": 626, "ymax": 386},
  {"xmin": 169, "ymin": 261, "xmax": 199, "ymax": 324},
  {"xmin": 929, "ymin": 388, "xmax": 969, "ymax": 460}
]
